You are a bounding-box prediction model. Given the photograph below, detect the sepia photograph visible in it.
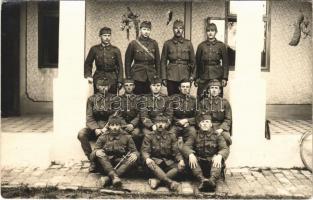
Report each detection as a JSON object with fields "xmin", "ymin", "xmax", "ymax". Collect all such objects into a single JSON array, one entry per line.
[{"xmin": 1, "ymin": 0, "xmax": 312, "ymax": 198}]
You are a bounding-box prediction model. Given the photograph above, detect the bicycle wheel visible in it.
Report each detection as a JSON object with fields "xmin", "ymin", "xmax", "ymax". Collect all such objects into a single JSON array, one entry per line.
[{"xmin": 300, "ymin": 130, "xmax": 312, "ymax": 172}]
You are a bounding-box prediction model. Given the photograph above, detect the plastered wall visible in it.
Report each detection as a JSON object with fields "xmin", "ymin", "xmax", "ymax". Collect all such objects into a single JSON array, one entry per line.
[{"xmin": 23, "ymin": 1, "xmax": 312, "ymax": 106}]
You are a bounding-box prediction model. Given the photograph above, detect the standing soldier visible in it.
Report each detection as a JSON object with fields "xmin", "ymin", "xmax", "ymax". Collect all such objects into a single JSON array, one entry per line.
[
  {"xmin": 169, "ymin": 79, "xmax": 197, "ymax": 144},
  {"xmin": 182, "ymin": 113, "xmax": 229, "ymax": 192},
  {"xmin": 77, "ymin": 77, "xmax": 116, "ymax": 172},
  {"xmin": 141, "ymin": 114, "xmax": 185, "ymax": 191},
  {"xmin": 195, "ymin": 23, "xmax": 228, "ymax": 97},
  {"xmin": 92, "ymin": 116, "xmax": 139, "ymax": 188},
  {"xmin": 161, "ymin": 20, "xmax": 195, "ymax": 96},
  {"xmin": 118, "ymin": 78, "xmax": 143, "ymax": 149},
  {"xmin": 199, "ymin": 79, "xmax": 232, "ymax": 146},
  {"xmin": 125, "ymin": 21, "xmax": 161, "ymax": 95},
  {"xmin": 140, "ymin": 76, "xmax": 173, "ymax": 135},
  {"xmin": 84, "ymin": 27, "xmax": 123, "ymax": 94}
]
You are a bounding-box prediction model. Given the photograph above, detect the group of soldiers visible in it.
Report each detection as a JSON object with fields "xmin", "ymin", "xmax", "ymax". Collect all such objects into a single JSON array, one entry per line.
[{"xmin": 78, "ymin": 19, "xmax": 232, "ymax": 192}]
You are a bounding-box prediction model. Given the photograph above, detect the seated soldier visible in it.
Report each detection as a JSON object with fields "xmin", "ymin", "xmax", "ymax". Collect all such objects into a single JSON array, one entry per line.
[
  {"xmin": 140, "ymin": 76, "xmax": 173, "ymax": 135},
  {"xmin": 141, "ymin": 114, "xmax": 185, "ymax": 191},
  {"xmin": 92, "ymin": 116, "xmax": 139, "ymax": 188},
  {"xmin": 182, "ymin": 113, "xmax": 229, "ymax": 192},
  {"xmin": 169, "ymin": 79, "xmax": 197, "ymax": 144},
  {"xmin": 198, "ymin": 79, "xmax": 232, "ymax": 146},
  {"xmin": 118, "ymin": 78, "xmax": 143, "ymax": 150},
  {"xmin": 77, "ymin": 77, "xmax": 115, "ymax": 172}
]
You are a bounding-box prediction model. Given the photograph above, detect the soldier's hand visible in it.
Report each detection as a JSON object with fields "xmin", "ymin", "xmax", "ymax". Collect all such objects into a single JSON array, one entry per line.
[
  {"xmin": 183, "ymin": 122, "xmax": 190, "ymax": 127},
  {"xmin": 146, "ymin": 158, "xmax": 155, "ymax": 169},
  {"xmin": 125, "ymin": 124, "xmax": 134, "ymax": 132},
  {"xmin": 189, "ymin": 154, "xmax": 198, "ymax": 169},
  {"xmin": 128, "ymin": 153, "xmax": 138, "ymax": 163},
  {"xmin": 101, "ymin": 127, "xmax": 108, "ymax": 134},
  {"xmin": 95, "ymin": 129, "xmax": 102, "ymax": 137},
  {"xmin": 162, "ymin": 79, "xmax": 167, "ymax": 87},
  {"xmin": 87, "ymin": 77, "xmax": 93, "ymax": 84},
  {"xmin": 222, "ymin": 79, "xmax": 227, "ymax": 87},
  {"xmin": 215, "ymin": 129, "xmax": 223, "ymax": 136},
  {"xmin": 151, "ymin": 125, "xmax": 157, "ymax": 131},
  {"xmin": 212, "ymin": 154, "xmax": 223, "ymax": 168},
  {"xmin": 178, "ymin": 160, "xmax": 185, "ymax": 170},
  {"xmin": 117, "ymin": 82, "xmax": 123, "ymax": 89}
]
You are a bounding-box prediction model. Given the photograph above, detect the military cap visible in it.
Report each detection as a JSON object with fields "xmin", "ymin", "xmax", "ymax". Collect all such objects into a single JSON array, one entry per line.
[
  {"xmin": 208, "ymin": 79, "xmax": 222, "ymax": 88},
  {"xmin": 206, "ymin": 23, "xmax": 218, "ymax": 32},
  {"xmin": 108, "ymin": 115, "xmax": 123, "ymax": 125},
  {"xmin": 140, "ymin": 21, "xmax": 152, "ymax": 29},
  {"xmin": 96, "ymin": 77, "xmax": 109, "ymax": 86},
  {"xmin": 123, "ymin": 78, "xmax": 135, "ymax": 84},
  {"xmin": 173, "ymin": 19, "xmax": 184, "ymax": 29},
  {"xmin": 154, "ymin": 113, "xmax": 168, "ymax": 122},
  {"xmin": 196, "ymin": 113, "xmax": 212, "ymax": 124},
  {"xmin": 99, "ymin": 27, "xmax": 111, "ymax": 36},
  {"xmin": 150, "ymin": 76, "xmax": 162, "ymax": 85}
]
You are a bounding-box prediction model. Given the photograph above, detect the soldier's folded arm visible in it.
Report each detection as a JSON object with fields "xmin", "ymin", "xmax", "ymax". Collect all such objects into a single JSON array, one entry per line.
[
  {"xmin": 187, "ymin": 117, "xmax": 196, "ymax": 126},
  {"xmin": 160, "ymin": 41, "xmax": 169, "ymax": 80},
  {"xmin": 181, "ymin": 135, "xmax": 196, "ymax": 158},
  {"xmin": 141, "ymin": 134, "xmax": 152, "ymax": 161},
  {"xmin": 127, "ymin": 135, "xmax": 140, "ymax": 157},
  {"xmin": 84, "ymin": 46, "xmax": 96, "ymax": 78},
  {"xmin": 129, "ymin": 113, "xmax": 140, "ymax": 127},
  {"xmin": 221, "ymin": 43, "xmax": 229, "ymax": 81},
  {"xmin": 86, "ymin": 97, "xmax": 100, "ymax": 130},
  {"xmin": 140, "ymin": 111, "xmax": 154, "ymax": 129},
  {"xmin": 171, "ymin": 134, "xmax": 184, "ymax": 162},
  {"xmin": 114, "ymin": 48, "xmax": 124, "ymax": 82},
  {"xmin": 217, "ymin": 135, "xmax": 230, "ymax": 160},
  {"xmin": 125, "ymin": 41, "xmax": 135, "ymax": 79},
  {"xmin": 219, "ymin": 100, "xmax": 232, "ymax": 131}
]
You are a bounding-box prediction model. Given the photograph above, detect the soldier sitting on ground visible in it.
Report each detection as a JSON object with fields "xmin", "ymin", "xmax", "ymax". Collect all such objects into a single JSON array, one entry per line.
[
  {"xmin": 198, "ymin": 79, "xmax": 232, "ymax": 146},
  {"xmin": 182, "ymin": 113, "xmax": 229, "ymax": 192},
  {"xmin": 140, "ymin": 76, "xmax": 173, "ymax": 136},
  {"xmin": 91, "ymin": 115, "xmax": 139, "ymax": 188},
  {"xmin": 169, "ymin": 79, "xmax": 197, "ymax": 144},
  {"xmin": 141, "ymin": 114, "xmax": 185, "ymax": 191},
  {"xmin": 77, "ymin": 77, "xmax": 115, "ymax": 173}
]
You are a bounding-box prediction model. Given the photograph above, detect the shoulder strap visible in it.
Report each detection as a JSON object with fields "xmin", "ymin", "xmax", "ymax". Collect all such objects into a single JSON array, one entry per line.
[{"xmin": 135, "ymin": 40, "xmax": 155, "ymax": 60}]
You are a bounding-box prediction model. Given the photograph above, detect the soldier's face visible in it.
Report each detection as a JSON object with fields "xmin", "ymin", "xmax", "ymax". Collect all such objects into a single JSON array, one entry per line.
[
  {"xmin": 124, "ymin": 83, "xmax": 135, "ymax": 94},
  {"xmin": 150, "ymin": 83, "xmax": 162, "ymax": 94},
  {"xmin": 140, "ymin": 27, "xmax": 151, "ymax": 38},
  {"xmin": 179, "ymin": 82, "xmax": 191, "ymax": 95},
  {"xmin": 97, "ymin": 85, "xmax": 109, "ymax": 94},
  {"xmin": 209, "ymin": 86, "xmax": 221, "ymax": 97},
  {"xmin": 156, "ymin": 121, "xmax": 167, "ymax": 131},
  {"xmin": 109, "ymin": 123, "xmax": 121, "ymax": 132},
  {"xmin": 100, "ymin": 34, "xmax": 111, "ymax": 44},
  {"xmin": 199, "ymin": 120, "xmax": 212, "ymax": 131},
  {"xmin": 173, "ymin": 26, "xmax": 184, "ymax": 37},
  {"xmin": 207, "ymin": 29, "xmax": 217, "ymax": 39}
]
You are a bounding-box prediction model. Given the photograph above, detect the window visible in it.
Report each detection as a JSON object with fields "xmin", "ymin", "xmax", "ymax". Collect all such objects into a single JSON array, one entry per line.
[
  {"xmin": 225, "ymin": 1, "xmax": 271, "ymax": 71},
  {"xmin": 38, "ymin": 1, "xmax": 59, "ymax": 68}
]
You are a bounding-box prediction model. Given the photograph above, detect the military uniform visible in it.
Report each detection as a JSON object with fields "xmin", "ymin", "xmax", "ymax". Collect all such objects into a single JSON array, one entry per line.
[
  {"xmin": 169, "ymin": 93, "xmax": 197, "ymax": 143},
  {"xmin": 141, "ymin": 115, "xmax": 183, "ymax": 190},
  {"xmin": 140, "ymin": 93, "xmax": 173, "ymax": 135},
  {"xmin": 161, "ymin": 20, "xmax": 195, "ymax": 96},
  {"xmin": 182, "ymin": 114, "xmax": 229, "ymax": 191},
  {"xmin": 78, "ymin": 83, "xmax": 116, "ymax": 163},
  {"xmin": 85, "ymin": 27, "xmax": 123, "ymax": 94},
  {"xmin": 92, "ymin": 116, "xmax": 139, "ymax": 187},
  {"xmin": 125, "ymin": 21, "xmax": 161, "ymax": 95},
  {"xmin": 195, "ymin": 39, "xmax": 228, "ymax": 96}
]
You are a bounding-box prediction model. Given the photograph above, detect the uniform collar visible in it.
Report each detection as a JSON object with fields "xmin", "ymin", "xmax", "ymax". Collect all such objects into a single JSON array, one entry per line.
[
  {"xmin": 155, "ymin": 131, "xmax": 168, "ymax": 139},
  {"xmin": 198, "ymin": 129, "xmax": 214, "ymax": 138},
  {"xmin": 100, "ymin": 43, "xmax": 111, "ymax": 49},
  {"xmin": 172, "ymin": 36, "xmax": 184, "ymax": 44},
  {"xmin": 211, "ymin": 96, "xmax": 221, "ymax": 104},
  {"xmin": 206, "ymin": 39, "xmax": 217, "ymax": 45},
  {"xmin": 109, "ymin": 132, "xmax": 120, "ymax": 140}
]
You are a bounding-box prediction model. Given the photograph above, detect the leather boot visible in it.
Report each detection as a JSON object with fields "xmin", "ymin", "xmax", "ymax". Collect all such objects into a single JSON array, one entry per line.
[
  {"xmin": 88, "ymin": 161, "xmax": 97, "ymax": 173},
  {"xmin": 108, "ymin": 171, "xmax": 122, "ymax": 188},
  {"xmin": 191, "ymin": 165, "xmax": 210, "ymax": 192},
  {"xmin": 168, "ymin": 180, "xmax": 180, "ymax": 191},
  {"xmin": 148, "ymin": 178, "xmax": 161, "ymax": 189},
  {"xmin": 100, "ymin": 176, "xmax": 111, "ymax": 187},
  {"xmin": 207, "ymin": 166, "xmax": 221, "ymax": 192}
]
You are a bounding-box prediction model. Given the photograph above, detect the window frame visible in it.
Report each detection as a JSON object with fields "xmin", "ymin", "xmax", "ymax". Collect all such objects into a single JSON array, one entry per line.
[
  {"xmin": 38, "ymin": 1, "xmax": 59, "ymax": 68},
  {"xmin": 225, "ymin": 1, "xmax": 271, "ymax": 71}
]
